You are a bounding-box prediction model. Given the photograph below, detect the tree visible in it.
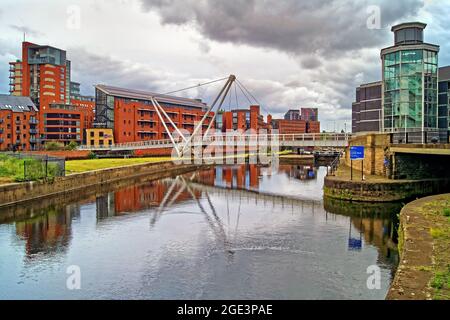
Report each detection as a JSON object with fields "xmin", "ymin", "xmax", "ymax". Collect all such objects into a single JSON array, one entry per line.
[{"xmin": 66, "ymin": 141, "xmax": 79, "ymax": 151}]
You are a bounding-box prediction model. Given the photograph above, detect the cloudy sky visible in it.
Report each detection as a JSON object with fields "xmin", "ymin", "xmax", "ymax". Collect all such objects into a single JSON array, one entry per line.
[{"xmin": 1, "ymin": 0, "xmax": 449, "ymax": 131}]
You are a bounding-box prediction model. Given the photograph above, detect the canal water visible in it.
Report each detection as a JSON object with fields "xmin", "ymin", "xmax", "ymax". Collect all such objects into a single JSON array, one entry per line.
[{"xmin": 0, "ymin": 164, "xmax": 400, "ymax": 299}]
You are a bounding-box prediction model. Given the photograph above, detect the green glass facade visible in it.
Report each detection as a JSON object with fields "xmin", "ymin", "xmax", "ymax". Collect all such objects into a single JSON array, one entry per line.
[{"xmin": 383, "ymin": 49, "xmax": 438, "ymax": 131}]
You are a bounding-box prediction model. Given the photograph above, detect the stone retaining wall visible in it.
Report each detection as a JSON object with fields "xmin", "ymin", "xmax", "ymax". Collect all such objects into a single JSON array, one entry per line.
[
  {"xmin": 387, "ymin": 194, "xmax": 450, "ymax": 300},
  {"xmin": 0, "ymin": 161, "xmax": 202, "ymax": 208},
  {"xmin": 324, "ymin": 176, "xmax": 450, "ymax": 202}
]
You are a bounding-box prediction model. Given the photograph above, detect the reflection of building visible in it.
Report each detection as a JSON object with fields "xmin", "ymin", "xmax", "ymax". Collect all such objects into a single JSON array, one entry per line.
[
  {"xmin": 15, "ymin": 205, "xmax": 77, "ymax": 257},
  {"xmin": 279, "ymin": 165, "xmax": 317, "ymax": 180}
]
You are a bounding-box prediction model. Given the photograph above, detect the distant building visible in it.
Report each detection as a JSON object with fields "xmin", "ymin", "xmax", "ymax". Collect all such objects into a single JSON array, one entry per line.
[
  {"xmin": 94, "ymin": 84, "xmax": 214, "ymax": 143},
  {"xmin": 300, "ymin": 108, "xmax": 319, "ymax": 122},
  {"xmin": 438, "ymin": 66, "xmax": 450, "ymax": 133},
  {"xmin": 351, "ymin": 81, "xmax": 382, "ymax": 133},
  {"xmin": 284, "ymin": 109, "xmax": 301, "ymax": 120},
  {"xmin": 381, "ymin": 22, "xmax": 439, "ymax": 136},
  {"xmin": 86, "ymin": 128, "xmax": 114, "ymax": 147},
  {"xmin": 8, "ymin": 42, "xmax": 95, "ymax": 147},
  {"xmin": 272, "ymin": 119, "xmax": 306, "ymax": 134},
  {"xmin": 218, "ymin": 105, "xmax": 270, "ymax": 132},
  {"xmin": 0, "ymin": 95, "xmax": 39, "ymax": 151},
  {"xmin": 352, "ymin": 67, "xmax": 450, "ymax": 138}
]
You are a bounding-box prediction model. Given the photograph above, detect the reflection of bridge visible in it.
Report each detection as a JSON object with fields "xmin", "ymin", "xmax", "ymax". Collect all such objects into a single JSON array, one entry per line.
[
  {"xmin": 79, "ymin": 133, "xmax": 351, "ymax": 152},
  {"xmin": 150, "ymin": 172, "xmax": 322, "ymax": 227}
]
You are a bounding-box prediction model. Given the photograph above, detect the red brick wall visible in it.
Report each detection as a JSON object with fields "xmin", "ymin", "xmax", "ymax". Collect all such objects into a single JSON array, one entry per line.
[
  {"xmin": 273, "ymin": 119, "xmax": 307, "ymax": 134},
  {"xmin": 113, "ymin": 99, "xmax": 214, "ymax": 144}
]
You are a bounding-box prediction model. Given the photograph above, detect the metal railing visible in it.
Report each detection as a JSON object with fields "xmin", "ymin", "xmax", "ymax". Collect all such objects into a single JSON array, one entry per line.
[
  {"xmin": 326, "ymin": 153, "xmax": 342, "ymax": 176},
  {"xmin": 390, "ymin": 130, "xmax": 449, "ymax": 144},
  {"xmin": 6, "ymin": 153, "xmax": 66, "ymax": 181},
  {"xmin": 79, "ymin": 133, "xmax": 352, "ymax": 151}
]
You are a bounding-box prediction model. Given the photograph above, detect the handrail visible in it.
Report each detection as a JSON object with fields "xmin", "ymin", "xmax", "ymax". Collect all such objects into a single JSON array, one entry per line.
[{"xmin": 79, "ymin": 133, "xmax": 352, "ymax": 150}]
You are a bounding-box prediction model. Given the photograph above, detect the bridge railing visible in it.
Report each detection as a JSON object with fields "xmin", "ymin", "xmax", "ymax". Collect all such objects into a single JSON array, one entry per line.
[{"xmin": 78, "ymin": 133, "xmax": 352, "ymax": 150}]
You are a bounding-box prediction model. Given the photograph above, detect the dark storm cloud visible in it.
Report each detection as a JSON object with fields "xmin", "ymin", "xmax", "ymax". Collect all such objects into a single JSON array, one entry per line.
[
  {"xmin": 140, "ymin": 0, "xmax": 424, "ymax": 57},
  {"xmin": 67, "ymin": 47, "xmax": 171, "ymax": 95}
]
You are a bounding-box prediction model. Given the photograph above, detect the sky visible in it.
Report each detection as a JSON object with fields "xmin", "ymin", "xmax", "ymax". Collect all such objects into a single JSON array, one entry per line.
[{"xmin": 1, "ymin": 0, "xmax": 449, "ymax": 131}]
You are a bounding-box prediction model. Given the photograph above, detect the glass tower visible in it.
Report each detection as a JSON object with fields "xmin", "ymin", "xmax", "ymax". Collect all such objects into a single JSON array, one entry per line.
[{"xmin": 381, "ymin": 22, "xmax": 440, "ymax": 139}]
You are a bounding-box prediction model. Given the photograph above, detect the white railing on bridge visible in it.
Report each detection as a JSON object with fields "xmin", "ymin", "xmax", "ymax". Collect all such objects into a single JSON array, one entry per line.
[{"xmin": 78, "ymin": 133, "xmax": 352, "ymax": 151}]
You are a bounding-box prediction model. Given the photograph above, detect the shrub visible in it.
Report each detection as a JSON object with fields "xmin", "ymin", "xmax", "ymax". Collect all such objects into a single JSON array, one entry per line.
[
  {"xmin": 45, "ymin": 141, "xmax": 65, "ymax": 151},
  {"xmin": 65, "ymin": 141, "xmax": 79, "ymax": 151},
  {"xmin": 88, "ymin": 152, "xmax": 98, "ymax": 159},
  {"xmin": 443, "ymin": 207, "xmax": 450, "ymax": 217}
]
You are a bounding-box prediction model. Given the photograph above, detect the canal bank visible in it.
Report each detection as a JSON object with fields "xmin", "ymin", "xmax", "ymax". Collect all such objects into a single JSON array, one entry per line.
[
  {"xmin": 324, "ymin": 165, "xmax": 450, "ymax": 202},
  {"xmin": 387, "ymin": 193, "xmax": 450, "ymax": 300},
  {"xmin": 0, "ymin": 160, "xmax": 207, "ymax": 208},
  {"xmin": 0, "ymin": 164, "xmax": 399, "ymax": 299}
]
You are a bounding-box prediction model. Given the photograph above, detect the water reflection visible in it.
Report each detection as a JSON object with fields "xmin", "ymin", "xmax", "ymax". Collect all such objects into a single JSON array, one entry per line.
[{"xmin": 0, "ymin": 164, "xmax": 400, "ymax": 299}]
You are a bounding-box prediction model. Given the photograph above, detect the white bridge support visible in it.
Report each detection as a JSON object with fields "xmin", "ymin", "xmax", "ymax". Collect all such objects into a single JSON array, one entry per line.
[{"xmin": 79, "ymin": 133, "xmax": 351, "ymax": 151}]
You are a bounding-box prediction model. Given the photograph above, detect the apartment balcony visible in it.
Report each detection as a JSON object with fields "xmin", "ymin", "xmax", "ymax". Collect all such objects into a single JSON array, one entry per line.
[
  {"xmin": 29, "ymin": 118, "xmax": 38, "ymax": 125},
  {"xmin": 0, "ymin": 128, "xmax": 3, "ymax": 134},
  {"xmin": 15, "ymin": 120, "xmax": 21, "ymax": 125},
  {"xmin": 0, "ymin": 138, "xmax": 4, "ymax": 144},
  {"xmin": 0, "ymin": 118, "xmax": 3, "ymax": 124},
  {"xmin": 29, "ymin": 137, "xmax": 37, "ymax": 144},
  {"xmin": 30, "ymin": 129, "xmax": 38, "ymax": 135}
]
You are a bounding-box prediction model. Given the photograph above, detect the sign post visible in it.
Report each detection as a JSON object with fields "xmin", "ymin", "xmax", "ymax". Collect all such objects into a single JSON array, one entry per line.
[{"xmin": 350, "ymin": 146, "xmax": 365, "ymax": 181}]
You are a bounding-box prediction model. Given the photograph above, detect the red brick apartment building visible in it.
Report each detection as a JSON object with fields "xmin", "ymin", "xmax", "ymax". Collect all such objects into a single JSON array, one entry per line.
[
  {"xmin": 8, "ymin": 42, "xmax": 95, "ymax": 148},
  {"xmin": 271, "ymin": 108, "xmax": 321, "ymax": 134},
  {"xmin": 0, "ymin": 95, "xmax": 39, "ymax": 151},
  {"xmin": 94, "ymin": 85, "xmax": 215, "ymax": 143},
  {"xmin": 216, "ymin": 105, "xmax": 271, "ymax": 132}
]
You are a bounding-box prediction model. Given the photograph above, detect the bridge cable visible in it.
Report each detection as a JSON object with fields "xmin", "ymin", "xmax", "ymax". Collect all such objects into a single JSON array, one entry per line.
[{"xmin": 162, "ymin": 76, "xmax": 229, "ymax": 96}]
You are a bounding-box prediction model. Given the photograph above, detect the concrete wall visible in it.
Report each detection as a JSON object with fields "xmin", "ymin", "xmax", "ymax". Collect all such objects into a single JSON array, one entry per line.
[
  {"xmin": 0, "ymin": 161, "xmax": 203, "ymax": 208},
  {"xmin": 344, "ymin": 133, "xmax": 390, "ymax": 176}
]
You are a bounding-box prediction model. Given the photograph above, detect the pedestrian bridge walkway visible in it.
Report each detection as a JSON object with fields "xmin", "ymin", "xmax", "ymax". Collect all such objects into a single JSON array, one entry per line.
[{"xmin": 79, "ymin": 133, "xmax": 352, "ymax": 152}]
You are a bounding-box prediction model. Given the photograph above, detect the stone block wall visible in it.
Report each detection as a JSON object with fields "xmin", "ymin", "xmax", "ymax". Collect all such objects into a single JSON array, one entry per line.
[
  {"xmin": 344, "ymin": 133, "xmax": 390, "ymax": 176},
  {"xmin": 0, "ymin": 161, "xmax": 202, "ymax": 207}
]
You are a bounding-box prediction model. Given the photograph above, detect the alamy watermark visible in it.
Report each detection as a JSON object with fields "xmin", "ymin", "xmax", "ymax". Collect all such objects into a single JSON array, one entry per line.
[
  {"xmin": 66, "ymin": 265, "xmax": 81, "ymax": 290},
  {"xmin": 366, "ymin": 265, "xmax": 381, "ymax": 290},
  {"xmin": 169, "ymin": 125, "xmax": 280, "ymax": 170}
]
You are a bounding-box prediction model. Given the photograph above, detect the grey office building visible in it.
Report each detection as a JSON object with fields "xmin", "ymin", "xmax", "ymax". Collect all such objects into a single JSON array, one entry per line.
[{"xmin": 352, "ymin": 81, "xmax": 382, "ymax": 133}]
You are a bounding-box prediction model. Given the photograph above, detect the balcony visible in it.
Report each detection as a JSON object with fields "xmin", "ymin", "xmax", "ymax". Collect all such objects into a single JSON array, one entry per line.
[
  {"xmin": 0, "ymin": 138, "xmax": 4, "ymax": 143},
  {"xmin": 30, "ymin": 137, "xmax": 37, "ymax": 144},
  {"xmin": 15, "ymin": 120, "xmax": 21, "ymax": 125},
  {"xmin": 0, "ymin": 128, "xmax": 3, "ymax": 134},
  {"xmin": 0, "ymin": 119, "xmax": 3, "ymax": 124},
  {"xmin": 30, "ymin": 129, "xmax": 38, "ymax": 135},
  {"xmin": 29, "ymin": 118, "xmax": 38, "ymax": 125}
]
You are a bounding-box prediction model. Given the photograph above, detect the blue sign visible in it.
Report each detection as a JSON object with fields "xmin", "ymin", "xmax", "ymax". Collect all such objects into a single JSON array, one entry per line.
[
  {"xmin": 348, "ymin": 238, "xmax": 362, "ymax": 251},
  {"xmin": 350, "ymin": 146, "xmax": 364, "ymax": 160}
]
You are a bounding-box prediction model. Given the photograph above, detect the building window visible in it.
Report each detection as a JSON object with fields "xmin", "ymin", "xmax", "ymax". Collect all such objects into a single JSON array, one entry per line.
[
  {"xmin": 90, "ymin": 140, "xmax": 94, "ymax": 145},
  {"xmin": 108, "ymin": 140, "xmax": 113, "ymax": 145},
  {"xmin": 99, "ymin": 131, "xmax": 104, "ymax": 137},
  {"xmin": 99, "ymin": 140, "xmax": 104, "ymax": 145},
  {"xmin": 90, "ymin": 131, "xmax": 94, "ymax": 137}
]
